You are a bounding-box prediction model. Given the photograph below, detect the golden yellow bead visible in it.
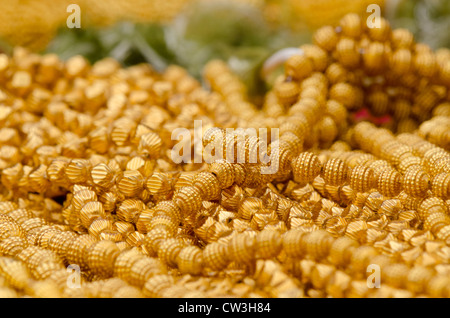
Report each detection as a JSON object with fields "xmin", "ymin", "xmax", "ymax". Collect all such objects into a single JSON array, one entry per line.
[
  {"xmin": 143, "ymin": 274, "xmax": 175, "ymax": 298},
  {"xmin": 291, "ymin": 152, "xmax": 322, "ymax": 184},
  {"xmin": 228, "ymin": 234, "xmax": 256, "ymax": 264},
  {"xmin": 285, "ymin": 55, "xmax": 313, "ymax": 80},
  {"xmin": 377, "ymin": 169, "xmax": 402, "ymax": 197},
  {"xmin": 349, "ymin": 165, "xmax": 375, "ymax": 193},
  {"xmin": 207, "ymin": 159, "xmax": 235, "ymax": 189},
  {"xmin": 313, "ymin": 26, "xmax": 339, "ymax": 52},
  {"xmin": 431, "ymin": 173, "xmax": 450, "ymax": 199},
  {"xmin": 176, "ymin": 246, "xmax": 204, "ymax": 275},
  {"xmin": 403, "ymin": 167, "xmax": 430, "ymax": 198},
  {"xmin": 157, "ymin": 238, "xmax": 185, "ymax": 268},
  {"xmin": 87, "ymin": 240, "xmax": 121, "ymax": 278},
  {"xmin": 322, "ymin": 158, "xmax": 349, "ymax": 186}
]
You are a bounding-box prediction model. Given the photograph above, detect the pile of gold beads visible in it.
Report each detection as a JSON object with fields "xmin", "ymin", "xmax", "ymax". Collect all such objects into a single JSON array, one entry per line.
[{"xmin": 0, "ymin": 13, "xmax": 450, "ymax": 298}]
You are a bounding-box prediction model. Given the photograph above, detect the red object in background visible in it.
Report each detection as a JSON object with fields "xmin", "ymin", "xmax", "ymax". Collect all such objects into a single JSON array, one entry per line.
[{"xmin": 353, "ymin": 107, "xmax": 392, "ymax": 125}]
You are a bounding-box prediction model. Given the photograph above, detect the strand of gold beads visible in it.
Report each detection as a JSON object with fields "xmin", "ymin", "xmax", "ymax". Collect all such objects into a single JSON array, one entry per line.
[{"xmin": 0, "ymin": 13, "xmax": 450, "ymax": 298}]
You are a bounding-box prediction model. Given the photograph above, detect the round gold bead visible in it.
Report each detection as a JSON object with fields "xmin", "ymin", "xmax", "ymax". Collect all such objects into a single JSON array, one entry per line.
[
  {"xmin": 143, "ymin": 274, "xmax": 175, "ymax": 298},
  {"xmin": 128, "ymin": 257, "xmax": 166, "ymax": 287},
  {"xmin": 291, "ymin": 152, "xmax": 322, "ymax": 184},
  {"xmin": 157, "ymin": 238, "xmax": 185, "ymax": 268},
  {"xmin": 322, "ymin": 158, "xmax": 349, "ymax": 186},
  {"xmin": 173, "ymin": 186, "xmax": 202, "ymax": 216},
  {"xmin": 202, "ymin": 242, "xmax": 229, "ymax": 271},
  {"xmin": 176, "ymin": 246, "xmax": 204, "ymax": 275},
  {"xmin": 255, "ymin": 229, "xmax": 282, "ymax": 260},
  {"xmin": 86, "ymin": 240, "xmax": 121, "ymax": 278},
  {"xmin": 192, "ymin": 172, "xmax": 221, "ymax": 201},
  {"xmin": 377, "ymin": 169, "xmax": 402, "ymax": 197},
  {"xmin": 349, "ymin": 165, "xmax": 375, "ymax": 193},
  {"xmin": 228, "ymin": 234, "xmax": 256, "ymax": 264},
  {"xmin": 65, "ymin": 234, "xmax": 98, "ymax": 271},
  {"xmin": 207, "ymin": 159, "xmax": 235, "ymax": 189},
  {"xmin": 285, "ymin": 55, "xmax": 313, "ymax": 80},
  {"xmin": 403, "ymin": 167, "xmax": 430, "ymax": 198},
  {"xmin": 313, "ymin": 26, "xmax": 339, "ymax": 52},
  {"xmin": 431, "ymin": 173, "xmax": 450, "ymax": 199}
]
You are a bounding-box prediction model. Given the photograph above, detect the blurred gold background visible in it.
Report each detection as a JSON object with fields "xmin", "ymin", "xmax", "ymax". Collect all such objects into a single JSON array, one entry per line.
[{"xmin": 0, "ymin": 0, "xmax": 384, "ymax": 51}]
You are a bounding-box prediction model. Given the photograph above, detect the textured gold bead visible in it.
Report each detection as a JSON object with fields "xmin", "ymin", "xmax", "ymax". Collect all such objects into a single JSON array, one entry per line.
[
  {"xmin": 87, "ymin": 240, "xmax": 121, "ymax": 278},
  {"xmin": 138, "ymin": 132, "xmax": 162, "ymax": 158},
  {"xmin": 335, "ymin": 37, "xmax": 360, "ymax": 69},
  {"xmin": 0, "ymin": 221, "xmax": 25, "ymax": 240},
  {"xmin": 145, "ymin": 172, "xmax": 171, "ymax": 196},
  {"xmin": 339, "ymin": 13, "xmax": 362, "ymax": 38},
  {"xmin": 202, "ymin": 242, "xmax": 229, "ymax": 271},
  {"xmin": 79, "ymin": 201, "xmax": 105, "ymax": 229},
  {"xmin": 173, "ymin": 186, "xmax": 202, "ymax": 216},
  {"xmin": 313, "ymin": 26, "xmax": 339, "ymax": 52},
  {"xmin": 176, "ymin": 246, "xmax": 204, "ymax": 275},
  {"xmin": 208, "ymin": 159, "xmax": 235, "ymax": 189},
  {"xmin": 143, "ymin": 274, "xmax": 175, "ymax": 298},
  {"xmin": 117, "ymin": 170, "xmax": 144, "ymax": 197},
  {"xmin": 128, "ymin": 257, "xmax": 166, "ymax": 287},
  {"xmin": 0, "ymin": 257, "xmax": 31, "ymax": 290},
  {"xmin": 301, "ymin": 44, "xmax": 328, "ymax": 72},
  {"xmin": 228, "ymin": 234, "xmax": 256, "ymax": 264},
  {"xmin": 88, "ymin": 218, "xmax": 113, "ymax": 238},
  {"xmin": 403, "ymin": 167, "xmax": 430, "ymax": 198},
  {"xmin": 65, "ymin": 234, "xmax": 98, "ymax": 271},
  {"xmin": 328, "ymin": 236, "xmax": 358, "ymax": 267},
  {"xmin": 48, "ymin": 231, "xmax": 78, "ymax": 259},
  {"xmin": 254, "ymin": 229, "xmax": 282, "ymax": 260},
  {"xmin": 291, "ymin": 152, "xmax": 322, "ymax": 184},
  {"xmin": 192, "ymin": 172, "xmax": 221, "ymax": 201},
  {"xmin": 431, "ymin": 173, "xmax": 450, "ymax": 198},
  {"xmin": 7, "ymin": 209, "xmax": 34, "ymax": 225},
  {"xmin": 274, "ymin": 81, "xmax": 299, "ymax": 106},
  {"xmin": 349, "ymin": 165, "xmax": 375, "ymax": 193},
  {"xmin": 390, "ymin": 49, "xmax": 412, "ymax": 75},
  {"xmin": 282, "ymin": 230, "xmax": 307, "ymax": 259},
  {"xmin": 157, "ymin": 238, "xmax": 185, "ymax": 268},
  {"xmin": 285, "ymin": 55, "xmax": 313, "ymax": 80},
  {"xmin": 414, "ymin": 51, "xmax": 437, "ymax": 78},
  {"xmin": 65, "ymin": 159, "xmax": 91, "ymax": 184},
  {"xmin": 368, "ymin": 17, "xmax": 391, "ymax": 42},
  {"xmin": 91, "ymin": 163, "xmax": 115, "ymax": 188},
  {"xmin": 116, "ymin": 199, "xmax": 145, "ymax": 224},
  {"xmin": 329, "ymin": 82, "xmax": 363, "ymax": 110},
  {"xmin": 322, "ymin": 158, "xmax": 349, "ymax": 186},
  {"xmin": 392, "ymin": 29, "xmax": 414, "ymax": 49},
  {"xmin": 0, "ymin": 237, "xmax": 28, "ymax": 257},
  {"xmin": 423, "ymin": 212, "xmax": 450, "ymax": 234},
  {"xmin": 377, "ymin": 169, "xmax": 402, "ymax": 197}
]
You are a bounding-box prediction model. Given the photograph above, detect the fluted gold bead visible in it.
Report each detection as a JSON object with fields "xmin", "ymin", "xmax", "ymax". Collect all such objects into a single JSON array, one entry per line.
[
  {"xmin": 349, "ymin": 165, "xmax": 375, "ymax": 193},
  {"xmin": 313, "ymin": 26, "xmax": 339, "ymax": 52},
  {"xmin": 86, "ymin": 240, "xmax": 121, "ymax": 278},
  {"xmin": 377, "ymin": 169, "xmax": 402, "ymax": 197},
  {"xmin": 157, "ymin": 238, "xmax": 185, "ymax": 268},
  {"xmin": 291, "ymin": 152, "xmax": 322, "ymax": 184},
  {"xmin": 403, "ymin": 167, "xmax": 430, "ymax": 198},
  {"xmin": 322, "ymin": 158, "xmax": 349, "ymax": 186},
  {"xmin": 285, "ymin": 55, "xmax": 313, "ymax": 80},
  {"xmin": 192, "ymin": 172, "xmax": 221, "ymax": 201},
  {"xmin": 176, "ymin": 246, "xmax": 204, "ymax": 275}
]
